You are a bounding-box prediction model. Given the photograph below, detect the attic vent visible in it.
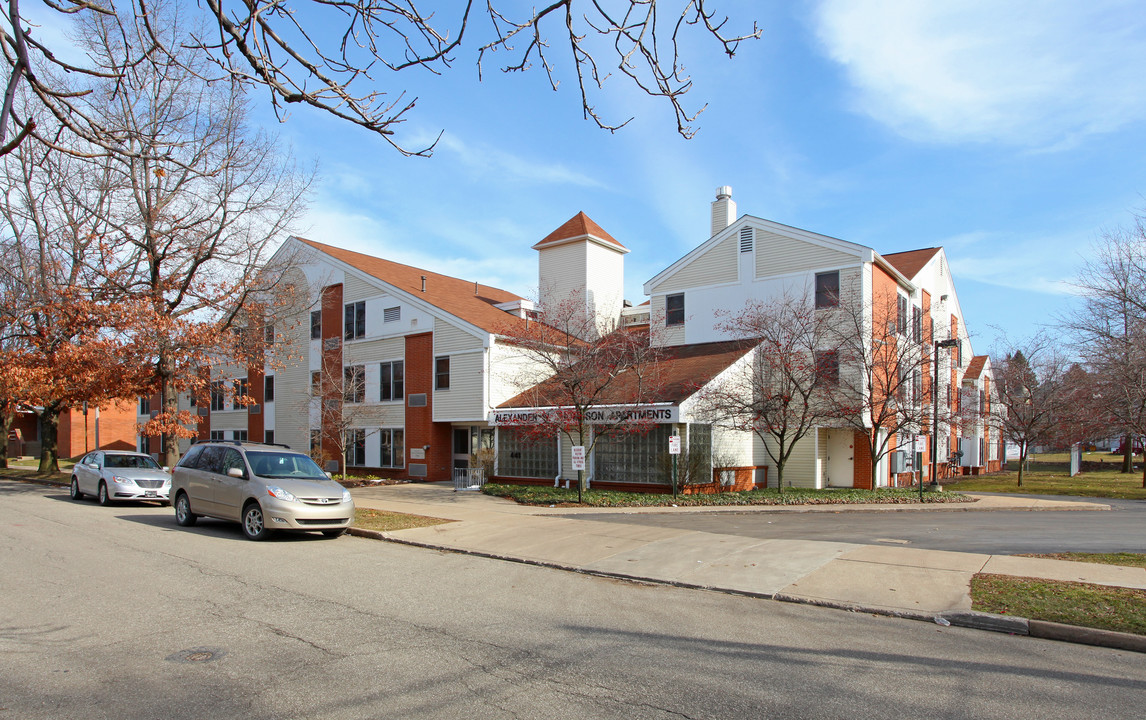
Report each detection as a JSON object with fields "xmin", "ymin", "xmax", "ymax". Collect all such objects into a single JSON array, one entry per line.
[
  {"xmin": 383, "ymin": 306, "xmax": 400, "ymax": 323},
  {"xmin": 939, "ymin": 258, "xmax": 946, "ymax": 277},
  {"xmin": 739, "ymin": 226, "xmax": 754, "ymax": 253}
]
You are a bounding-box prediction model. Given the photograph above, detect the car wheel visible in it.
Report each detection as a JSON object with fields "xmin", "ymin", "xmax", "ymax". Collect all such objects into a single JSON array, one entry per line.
[
  {"xmin": 97, "ymin": 482, "xmax": 111, "ymax": 506},
  {"xmin": 174, "ymin": 493, "xmax": 197, "ymax": 527},
  {"xmin": 242, "ymin": 502, "xmax": 270, "ymax": 541},
  {"xmin": 322, "ymin": 528, "xmax": 346, "ymax": 538},
  {"xmin": 70, "ymin": 477, "xmax": 84, "ymax": 501}
]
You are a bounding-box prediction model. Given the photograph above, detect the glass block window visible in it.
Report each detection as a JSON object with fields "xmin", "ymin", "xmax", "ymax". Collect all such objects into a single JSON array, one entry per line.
[
  {"xmin": 497, "ymin": 427, "xmax": 557, "ymax": 479},
  {"xmin": 594, "ymin": 424, "xmax": 673, "ymax": 484}
]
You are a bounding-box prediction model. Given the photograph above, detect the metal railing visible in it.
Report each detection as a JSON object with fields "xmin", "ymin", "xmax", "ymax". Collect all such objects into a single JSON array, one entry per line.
[{"xmin": 453, "ymin": 467, "xmax": 486, "ymax": 491}]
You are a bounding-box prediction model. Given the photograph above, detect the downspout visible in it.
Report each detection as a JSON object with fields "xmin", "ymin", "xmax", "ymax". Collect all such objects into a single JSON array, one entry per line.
[{"xmin": 554, "ymin": 432, "xmax": 562, "ymax": 487}]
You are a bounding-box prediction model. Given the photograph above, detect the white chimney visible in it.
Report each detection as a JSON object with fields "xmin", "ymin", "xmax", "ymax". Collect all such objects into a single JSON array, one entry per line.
[{"xmin": 711, "ymin": 186, "xmax": 736, "ymax": 237}]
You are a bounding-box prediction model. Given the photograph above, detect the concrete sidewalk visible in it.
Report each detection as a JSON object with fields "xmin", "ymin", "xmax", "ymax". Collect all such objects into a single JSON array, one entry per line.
[{"xmin": 349, "ymin": 482, "xmax": 1146, "ymax": 651}]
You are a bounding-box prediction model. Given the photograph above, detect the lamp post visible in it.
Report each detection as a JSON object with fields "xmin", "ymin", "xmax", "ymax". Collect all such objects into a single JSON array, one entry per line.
[{"xmin": 929, "ymin": 338, "xmax": 961, "ymax": 501}]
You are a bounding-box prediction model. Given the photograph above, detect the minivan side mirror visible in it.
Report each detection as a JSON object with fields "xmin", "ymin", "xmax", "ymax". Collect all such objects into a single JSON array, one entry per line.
[
  {"xmin": 162, "ymin": 466, "xmax": 170, "ymax": 473},
  {"xmin": 227, "ymin": 467, "xmax": 245, "ymax": 479}
]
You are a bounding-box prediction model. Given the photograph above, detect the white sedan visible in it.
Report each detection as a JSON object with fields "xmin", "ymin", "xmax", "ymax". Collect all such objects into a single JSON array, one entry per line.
[{"xmin": 70, "ymin": 451, "xmax": 172, "ymax": 506}]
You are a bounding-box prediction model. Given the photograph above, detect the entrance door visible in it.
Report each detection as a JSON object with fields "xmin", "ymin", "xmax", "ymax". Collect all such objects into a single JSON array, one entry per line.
[
  {"xmin": 452, "ymin": 427, "xmax": 470, "ymax": 473},
  {"xmin": 825, "ymin": 430, "xmax": 854, "ymax": 487}
]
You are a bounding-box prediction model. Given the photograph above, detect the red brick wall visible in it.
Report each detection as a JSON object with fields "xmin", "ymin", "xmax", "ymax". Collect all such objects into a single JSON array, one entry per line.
[
  {"xmin": 853, "ymin": 429, "xmax": 873, "ymax": 490},
  {"xmin": 405, "ymin": 332, "xmax": 452, "ymax": 481},
  {"xmin": 58, "ymin": 400, "xmax": 138, "ymax": 457},
  {"xmin": 319, "ymin": 284, "xmax": 344, "ymax": 469}
]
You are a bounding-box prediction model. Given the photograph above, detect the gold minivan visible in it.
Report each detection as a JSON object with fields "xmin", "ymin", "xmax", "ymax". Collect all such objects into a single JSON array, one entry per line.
[{"xmin": 170, "ymin": 441, "xmax": 354, "ymax": 540}]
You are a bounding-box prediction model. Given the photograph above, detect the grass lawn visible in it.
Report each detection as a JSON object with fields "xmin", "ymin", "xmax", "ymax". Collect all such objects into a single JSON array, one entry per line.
[
  {"xmin": 0, "ymin": 464, "xmax": 70, "ymax": 484},
  {"xmin": 1016, "ymin": 552, "xmax": 1146, "ymax": 569},
  {"xmin": 944, "ymin": 453, "xmax": 1146, "ymax": 500},
  {"xmin": 353, "ymin": 507, "xmax": 453, "ymax": 533},
  {"xmin": 481, "ymin": 483, "xmax": 972, "ymax": 507},
  {"xmin": 971, "ymin": 573, "xmax": 1146, "ymax": 636}
]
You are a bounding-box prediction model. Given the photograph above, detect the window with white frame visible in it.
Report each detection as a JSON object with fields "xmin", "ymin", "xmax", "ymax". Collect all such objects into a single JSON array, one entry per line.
[{"xmin": 210, "ymin": 381, "xmax": 226, "ymax": 411}]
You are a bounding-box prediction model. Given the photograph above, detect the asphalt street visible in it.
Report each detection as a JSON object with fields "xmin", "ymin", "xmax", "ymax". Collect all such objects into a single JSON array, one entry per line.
[
  {"xmin": 2, "ymin": 481, "xmax": 1144, "ymax": 720},
  {"xmin": 565, "ymin": 494, "xmax": 1146, "ymax": 555}
]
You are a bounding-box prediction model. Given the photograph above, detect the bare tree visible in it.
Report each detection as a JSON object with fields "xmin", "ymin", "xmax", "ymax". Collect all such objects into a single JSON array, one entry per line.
[
  {"xmin": 984, "ymin": 338, "xmax": 1074, "ymax": 487},
  {"xmin": 823, "ymin": 289, "xmax": 935, "ymax": 490},
  {"xmin": 693, "ymin": 293, "xmax": 838, "ymax": 492},
  {"xmin": 1063, "ymin": 215, "xmax": 1146, "ymax": 482},
  {"xmin": 305, "ymin": 347, "xmax": 380, "ymax": 483},
  {"xmin": 0, "ymin": 142, "xmax": 150, "ymax": 471},
  {"xmin": 1, "ymin": 0, "xmax": 761, "ymax": 157},
  {"xmin": 495, "ymin": 292, "xmax": 666, "ymax": 502},
  {"xmin": 37, "ymin": 6, "xmax": 313, "ymax": 468}
]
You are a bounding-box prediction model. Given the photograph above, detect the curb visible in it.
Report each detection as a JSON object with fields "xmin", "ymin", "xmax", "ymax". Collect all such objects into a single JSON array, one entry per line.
[{"xmin": 350, "ymin": 527, "xmax": 1146, "ymax": 655}]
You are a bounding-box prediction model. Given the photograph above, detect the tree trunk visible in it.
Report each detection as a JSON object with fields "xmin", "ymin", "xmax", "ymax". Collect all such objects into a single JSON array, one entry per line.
[
  {"xmin": 1121, "ymin": 434, "xmax": 1132, "ymax": 473},
  {"xmin": 0, "ymin": 403, "xmax": 13, "ymax": 469},
  {"xmin": 161, "ymin": 374, "xmax": 182, "ymax": 468},
  {"xmin": 1016, "ymin": 443, "xmax": 1026, "ymax": 487},
  {"xmin": 37, "ymin": 401, "xmax": 62, "ymax": 474}
]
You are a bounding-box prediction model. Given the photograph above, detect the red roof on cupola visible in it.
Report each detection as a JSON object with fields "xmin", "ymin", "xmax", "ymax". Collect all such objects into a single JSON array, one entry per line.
[{"xmin": 531, "ymin": 211, "xmax": 628, "ymax": 252}]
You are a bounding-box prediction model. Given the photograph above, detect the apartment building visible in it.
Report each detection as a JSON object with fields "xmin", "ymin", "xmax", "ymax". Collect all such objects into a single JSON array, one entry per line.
[{"xmin": 145, "ymin": 188, "xmax": 995, "ymax": 490}]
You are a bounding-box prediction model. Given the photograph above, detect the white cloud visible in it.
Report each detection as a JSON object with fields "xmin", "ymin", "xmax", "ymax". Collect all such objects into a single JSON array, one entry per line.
[
  {"xmin": 943, "ymin": 231, "xmax": 1079, "ymax": 295},
  {"xmin": 813, "ymin": 0, "xmax": 1146, "ymax": 146},
  {"xmin": 408, "ymin": 131, "xmax": 607, "ymax": 188}
]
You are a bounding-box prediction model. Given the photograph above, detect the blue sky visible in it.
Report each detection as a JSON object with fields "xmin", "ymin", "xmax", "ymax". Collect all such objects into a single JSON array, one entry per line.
[{"xmin": 55, "ymin": 1, "xmax": 1146, "ymax": 354}]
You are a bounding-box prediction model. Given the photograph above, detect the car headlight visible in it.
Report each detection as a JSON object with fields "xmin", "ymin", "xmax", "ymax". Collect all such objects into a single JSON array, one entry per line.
[
  {"xmin": 111, "ymin": 475, "xmax": 136, "ymax": 486},
  {"xmin": 266, "ymin": 486, "xmax": 298, "ymax": 502},
  {"xmin": 342, "ymin": 489, "xmax": 352, "ymax": 503}
]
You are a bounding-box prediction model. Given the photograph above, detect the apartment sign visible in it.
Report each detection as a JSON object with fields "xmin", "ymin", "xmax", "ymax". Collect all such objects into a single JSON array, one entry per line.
[{"xmin": 490, "ymin": 404, "xmax": 679, "ymax": 426}]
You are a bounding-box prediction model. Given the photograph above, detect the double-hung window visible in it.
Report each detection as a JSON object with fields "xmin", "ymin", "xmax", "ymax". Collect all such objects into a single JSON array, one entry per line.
[
  {"xmin": 435, "ymin": 356, "xmax": 450, "ymax": 390},
  {"xmin": 264, "ymin": 375, "xmax": 275, "ymax": 403},
  {"xmin": 666, "ymin": 293, "xmax": 685, "ymax": 326},
  {"xmin": 310, "ymin": 310, "xmax": 322, "ymax": 340},
  {"xmin": 380, "ymin": 360, "xmax": 405, "ymax": 401}
]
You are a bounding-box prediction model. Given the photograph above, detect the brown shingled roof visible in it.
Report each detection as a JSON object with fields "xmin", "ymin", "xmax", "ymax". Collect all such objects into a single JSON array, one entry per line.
[
  {"xmin": 965, "ymin": 355, "xmax": 988, "ymax": 380},
  {"xmin": 883, "ymin": 247, "xmax": 941, "ymax": 279},
  {"xmin": 297, "ymin": 237, "xmax": 528, "ymax": 335},
  {"xmin": 498, "ymin": 339, "xmax": 754, "ymax": 408},
  {"xmin": 531, "ymin": 211, "xmax": 627, "ymax": 251}
]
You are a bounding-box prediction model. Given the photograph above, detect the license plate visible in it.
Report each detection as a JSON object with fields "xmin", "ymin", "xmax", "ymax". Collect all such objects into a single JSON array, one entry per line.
[{"xmin": 143, "ymin": 491, "xmax": 157, "ymax": 498}]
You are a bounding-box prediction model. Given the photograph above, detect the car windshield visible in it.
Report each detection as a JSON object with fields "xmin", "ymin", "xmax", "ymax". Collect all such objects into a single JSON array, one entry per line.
[
  {"xmin": 245, "ymin": 451, "xmax": 328, "ymax": 480},
  {"xmin": 104, "ymin": 454, "xmax": 161, "ymax": 470}
]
